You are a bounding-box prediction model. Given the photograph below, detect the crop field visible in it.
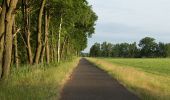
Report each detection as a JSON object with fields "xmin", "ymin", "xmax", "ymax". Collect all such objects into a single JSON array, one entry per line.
[{"xmin": 88, "ymin": 58, "xmax": 170, "ymax": 100}]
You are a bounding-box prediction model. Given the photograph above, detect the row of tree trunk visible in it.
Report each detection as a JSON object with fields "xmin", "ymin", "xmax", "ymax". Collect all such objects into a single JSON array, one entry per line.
[
  {"xmin": 0, "ymin": 0, "xmax": 19, "ymax": 79},
  {"xmin": 0, "ymin": 0, "xmax": 98, "ymax": 80},
  {"xmin": 0, "ymin": 0, "xmax": 63, "ymax": 80}
]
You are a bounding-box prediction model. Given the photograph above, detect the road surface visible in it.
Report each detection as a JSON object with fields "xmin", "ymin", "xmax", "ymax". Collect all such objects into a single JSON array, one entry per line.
[{"xmin": 60, "ymin": 58, "xmax": 140, "ymax": 100}]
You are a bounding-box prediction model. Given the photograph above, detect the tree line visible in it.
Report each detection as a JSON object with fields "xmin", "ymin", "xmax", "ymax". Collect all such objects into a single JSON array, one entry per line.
[
  {"xmin": 0, "ymin": 0, "xmax": 97, "ymax": 80},
  {"xmin": 89, "ymin": 37, "xmax": 170, "ymax": 58}
]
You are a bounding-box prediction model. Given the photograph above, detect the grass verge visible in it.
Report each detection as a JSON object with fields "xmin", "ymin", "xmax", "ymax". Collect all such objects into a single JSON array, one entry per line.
[
  {"xmin": 87, "ymin": 58, "xmax": 170, "ymax": 100},
  {"xmin": 0, "ymin": 58, "xmax": 80, "ymax": 100}
]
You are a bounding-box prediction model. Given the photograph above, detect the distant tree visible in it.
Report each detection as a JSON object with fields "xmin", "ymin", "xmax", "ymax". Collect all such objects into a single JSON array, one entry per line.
[
  {"xmin": 81, "ymin": 52, "xmax": 89, "ymax": 57},
  {"xmin": 107, "ymin": 43, "xmax": 113, "ymax": 57},
  {"xmin": 101, "ymin": 42, "xmax": 107, "ymax": 57},
  {"xmin": 114, "ymin": 42, "xmax": 139, "ymax": 58},
  {"xmin": 99, "ymin": 42, "xmax": 138, "ymax": 58},
  {"xmin": 89, "ymin": 37, "xmax": 169, "ymax": 58},
  {"xmin": 111, "ymin": 44, "xmax": 120, "ymax": 57},
  {"xmin": 139, "ymin": 37, "xmax": 157, "ymax": 57},
  {"xmin": 119, "ymin": 43, "xmax": 130, "ymax": 57},
  {"xmin": 101, "ymin": 42, "xmax": 112, "ymax": 57},
  {"xmin": 128, "ymin": 42, "xmax": 139, "ymax": 58},
  {"xmin": 156, "ymin": 42, "xmax": 167, "ymax": 57},
  {"xmin": 89, "ymin": 43, "xmax": 100, "ymax": 57},
  {"xmin": 165, "ymin": 43, "xmax": 170, "ymax": 57}
]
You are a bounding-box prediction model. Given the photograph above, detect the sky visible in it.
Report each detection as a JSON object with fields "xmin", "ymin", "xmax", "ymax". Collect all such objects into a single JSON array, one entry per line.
[{"xmin": 83, "ymin": 0, "xmax": 170, "ymax": 53}]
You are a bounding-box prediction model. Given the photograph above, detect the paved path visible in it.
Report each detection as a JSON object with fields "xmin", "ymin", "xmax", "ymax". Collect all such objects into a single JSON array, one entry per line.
[{"xmin": 60, "ymin": 58, "xmax": 140, "ymax": 100}]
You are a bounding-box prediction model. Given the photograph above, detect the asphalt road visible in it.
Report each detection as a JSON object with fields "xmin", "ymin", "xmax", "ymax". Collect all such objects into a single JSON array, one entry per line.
[{"xmin": 60, "ymin": 58, "xmax": 140, "ymax": 100}]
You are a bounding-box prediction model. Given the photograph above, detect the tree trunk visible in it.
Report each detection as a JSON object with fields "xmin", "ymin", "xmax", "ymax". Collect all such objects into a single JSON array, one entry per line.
[
  {"xmin": 40, "ymin": 45, "xmax": 45, "ymax": 63},
  {"xmin": 51, "ymin": 26, "xmax": 55, "ymax": 62},
  {"xmin": 0, "ymin": 0, "xmax": 6, "ymax": 42},
  {"xmin": 22, "ymin": 0, "xmax": 33, "ymax": 64},
  {"xmin": 50, "ymin": 27, "xmax": 53, "ymax": 62},
  {"xmin": 0, "ymin": 0, "xmax": 6, "ymax": 70},
  {"xmin": 13, "ymin": 18, "xmax": 19, "ymax": 68},
  {"xmin": 57, "ymin": 15, "xmax": 63, "ymax": 63},
  {"xmin": 45, "ymin": 11, "xmax": 50, "ymax": 64},
  {"xmin": 1, "ymin": 0, "xmax": 18, "ymax": 80},
  {"xmin": 50, "ymin": 45, "xmax": 54, "ymax": 62},
  {"xmin": 40, "ymin": 8, "xmax": 50, "ymax": 64},
  {"xmin": 34, "ymin": 0, "xmax": 46, "ymax": 64},
  {"xmin": 0, "ymin": 6, "xmax": 2, "ymax": 14},
  {"xmin": 65, "ymin": 40, "xmax": 70, "ymax": 60},
  {"xmin": 60, "ymin": 36, "xmax": 68, "ymax": 60}
]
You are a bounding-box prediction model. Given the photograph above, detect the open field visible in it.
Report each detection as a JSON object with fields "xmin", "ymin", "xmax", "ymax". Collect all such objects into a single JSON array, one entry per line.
[
  {"xmin": 87, "ymin": 58, "xmax": 170, "ymax": 100},
  {"xmin": 0, "ymin": 58, "xmax": 80, "ymax": 100},
  {"xmin": 105, "ymin": 58, "xmax": 170, "ymax": 76}
]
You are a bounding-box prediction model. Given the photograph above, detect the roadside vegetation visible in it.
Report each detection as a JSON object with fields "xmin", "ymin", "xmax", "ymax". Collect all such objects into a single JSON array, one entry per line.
[
  {"xmin": 0, "ymin": 0, "xmax": 97, "ymax": 80},
  {"xmin": 0, "ymin": 58, "xmax": 80, "ymax": 100},
  {"xmin": 0, "ymin": 0, "xmax": 97, "ymax": 99},
  {"xmin": 88, "ymin": 58, "xmax": 170, "ymax": 100}
]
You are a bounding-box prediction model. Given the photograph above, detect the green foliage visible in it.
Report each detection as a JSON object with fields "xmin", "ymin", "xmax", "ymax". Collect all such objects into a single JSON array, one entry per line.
[
  {"xmin": 139, "ymin": 37, "xmax": 157, "ymax": 57},
  {"xmin": 5, "ymin": 0, "xmax": 98, "ymax": 64},
  {"xmin": 100, "ymin": 42, "xmax": 112, "ymax": 57},
  {"xmin": 90, "ymin": 42, "xmax": 139, "ymax": 58},
  {"xmin": 89, "ymin": 37, "xmax": 170, "ymax": 58},
  {"xmin": 50, "ymin": 0, "xmax": 97, "ymax": 54},
  {"xmin": 165, "ymin": 43, "xmax": 170, "ymax": 57},
  {"xmin": 156, "ymin": 42, "xmax": 167, "ymax": 57},
  {"xmin": 89, "ymin": 43, "xmax": 100, "ymax": 57}
]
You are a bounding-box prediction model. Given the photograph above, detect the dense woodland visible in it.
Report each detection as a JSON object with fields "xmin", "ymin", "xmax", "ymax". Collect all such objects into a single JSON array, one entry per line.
[
  {"xmin": 90, "ymin": 37, "xmax": 170, "ymax": 58},
  {"xmin": 0, "ymin": 0, "xmax": 97, "ymax": 80}
]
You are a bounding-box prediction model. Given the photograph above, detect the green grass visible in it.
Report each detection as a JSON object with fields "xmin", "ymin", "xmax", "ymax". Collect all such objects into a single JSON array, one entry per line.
[
  {"xmin": 104, "ymin": 58, "xmax": 170, "ymax": 76},
  {"xmin": 88, "ymin": 58, "xmax": 170, "ymax": 100},
  {"xmin": 0, "ymin": 58, "xmax": 80, "ymax": 100}
]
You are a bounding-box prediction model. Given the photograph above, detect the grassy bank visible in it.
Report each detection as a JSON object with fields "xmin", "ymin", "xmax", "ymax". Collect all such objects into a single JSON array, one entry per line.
[
  {"xmin": 87, "ymin": 58, "xmax": 170, "ymax": 100},
  {"xmin": 0, "ymin": 58, "xmax": 80, "ymax": 100}
]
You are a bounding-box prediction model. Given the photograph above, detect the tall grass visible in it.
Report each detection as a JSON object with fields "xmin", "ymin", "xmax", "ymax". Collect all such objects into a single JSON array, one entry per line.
[
  {"xmin": 87, "ymin": 58, "xmax": 170, "ymax": 100},
  {"xmin": 0, "ymin": 58, "xmax": 80, "ymax": 100}
]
